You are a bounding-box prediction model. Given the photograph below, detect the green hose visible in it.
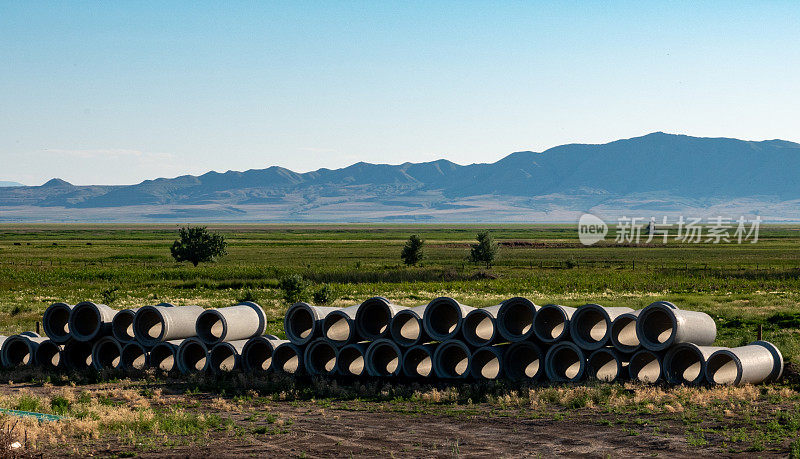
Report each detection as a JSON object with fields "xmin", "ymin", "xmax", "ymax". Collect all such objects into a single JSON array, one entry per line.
[{"xmin": 0, "ymin": 408, "xmax": 64, "ymax": 421}]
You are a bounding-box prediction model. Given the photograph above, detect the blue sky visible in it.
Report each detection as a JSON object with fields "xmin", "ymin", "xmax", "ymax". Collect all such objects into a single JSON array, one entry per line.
[{"xmin": 2, "ymin": 2, "xmax": 799, "ymax": 185}]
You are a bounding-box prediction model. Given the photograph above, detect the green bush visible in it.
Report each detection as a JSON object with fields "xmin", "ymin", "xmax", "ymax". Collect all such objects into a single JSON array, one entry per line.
[{"xmin": 279, "ymin": 274, "xmax": 309, "ymax": 303}]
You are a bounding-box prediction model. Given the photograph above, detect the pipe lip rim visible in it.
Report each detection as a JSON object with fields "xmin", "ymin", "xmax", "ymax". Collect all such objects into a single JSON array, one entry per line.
[
  {"xmin": 322, "ymin": 310, "xmax": 356, "ymax": 345},
  {"xmin": 196, "ymin": 309, "xmax": 229, "ymax": 345},
  {"xmin": 423, "ymin": 297, "xmax": 465, "ymax": 342},
  {"xmin": 1, "ymin": 335, "xmax": 35, "ymax": 368},
  {"xmin": 502, "ymin": 341, "xmax": 544, "ymax": 381},
  {"xmin": 402, "ymin": 344, "xmax": 436, "ymax": 378},
  {"xmin": 469, "ymin": 345, "xmax": 504, "ymax": 380},
  {"xmin": 533, "ymin": 304, "xmax": 570, "ymax": 343},
  {"xmin": 389, "ymin": 309, "xmax": 423, "ymax": 347},
  {"xmin": 569, "ymin": 304, "xmax": 612, "ymax": 351},
  {"xmin": 365, "ymin": 338, "xmax": 403, "ymax": 377},
  {"xmin": 749, "ymin": 340, "xmax": 784, "ymax": 382},
  {"xmin": 91, "ymin": 336, "xmax": 123, "ymax": 370},
  {"xmin": 303, "ymin": 339, "xmax": 338, "ymax": 376},
  {"xmin": 111, "ymin": 309, "xmax": 137, "ymax": 343},
  {"xmin": 462, "ymin": 308, "xmax": 497, "ymax": 347},
  {"xmin": 120, "ymin": 342, "xmax": 149, "ymax": 370},
  {"xmin": 432, "ymin": 339, "xmax": 471, "ymax": 379},
  {"xmin": 209, "ymin": 341, "xmax": 240, "ymax": 373},
  {"xmin": 235, "ymin": 301, "xmax": 267, "ymax": 337},
  {"xmin": 635, "ymin": 303, "xmax": 678, "ymax": 351},
  {"xmin": 544, "ymin": 341, "xmax": 586, "ymax": 383},
  {"xmin": 628, "ymin": 349, "xmax": 664, "ymax": 383},
  {"xmin": 355, "ymin": 297, "xmax": 395, "ymax": 341},
  {"xmin": 35, "ymin": 339, "xmax": 63, "ymax": 368},
  {"xmin": 663, "ymin": 342, "xmax": 704, "ymax": 385},
  {"xmin": 241, "ymin": 336, "xmax": 280, "ymax": 372},
  {"xmin": 272, "ymin": 342, "xmax": 303, "ymax": 374},
  {"xmin": 705, "ymin": 349, "xmax": 742, "ymax": 385},
  {"xmin": 177, "ymin": 337, "xmax": 209, "ymax": 374},
  {"xmin": 68, "ymin": 302, "xmax": 103, "ymax": 342},
  {"xmin": 336, "ymin": 342, "xmax": 368, "ymax": 376},
  {"xmin": 283, "ymin": 302, "xmax": 317, "ymax": 345},
  {"xmin": 587, "ymin": 348, "xmax": 622, "ymax": 382},
  {"xmin": 496, "ymin": 297, "xmax": 537, "ymax": 342},
  {"xmin": 42, "ymin": 302, "xmax": 73, "ymax": 344},
  {"xmin": 133, "ymin": 305, "xmax": 168, "ymax": 346},
  {"xmin": 610, "ymin": 312, "xmax": 641, "ymax": 353}
]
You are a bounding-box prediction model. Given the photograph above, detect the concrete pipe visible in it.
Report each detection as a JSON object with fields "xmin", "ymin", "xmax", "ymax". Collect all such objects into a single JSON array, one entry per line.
[
  {"xmin": 664, "ymin": 343, "xmax": 728, "ymax": 385},
  {"xmin": 628, "ymin": 349, "xmax": 664, "ymax": 383},
  {"xmin": 433, "ymin": 339, "xmax": 471, "ymax": 379},
  {"xmin": 241, "ymin": 336, "xmax": 287, "ymax": 372},
  {"xmin": 469, "ymin": 344, "xmax": 506, "ymax": 380},
  {"xmin": 92, "ymin": 336, "xmax": 123, "ymax": 370},
  {"xmin": 636, "ymin": 302, "xmax": 716, "ymax": 352},
  {"xmin": 272, "ymin": 342, "xmax": 304, "ymax": 374},
  {"xmin": 389, "ymin": 305, "xmax": 429, "ymax": 347},
  {"xmin": 283, "ymin": 302, "xmax": 339, "ymax": 346},
  {"xmin": 587, "ymin": 348, "xmax": 627, "ymax": 382},
  {"xmin": 533, "ymin": 304, "xmax": 577, "ymax": 343},
  {"xmin": 705, "ymin": 340, "xmax": 784, "ymax": 386},
  {"xmin": 112, "ymin": 309, "xmax": 138, "ymax": 344},
  {"xmin": 209, "ymin": 339, "xmax": 248, "ymax": 373},
  {"xmin": 610, "ymin": 310, "xmax": 641, "ymax": 354},
  {"xmin": 462, "ymin": 305, "xmax": 501, "ymax": 348},
  {"xmin": 497, "ymin": 297, "xmax": 539, "ymax": 342},
  {"xmin": 402, "ymin": 343, "xmax": 437, "ymax": 378},
  {"xmin": 545, "ymin": 341, "xmax": 586, "ymax": 383},
  {"xmin": 423, "ymin": 297, "xmax": 475, "ymax": 342},
  {"xmin": 1, "ymin": 334, "xmax": 46, "ymax": 368},
  {"xmin": 570, "ymin": 304, "xmax": 634, "ymax": 351},
  {"xmin": 35, "ymin": 339, "xmax": 64, "ymax": 370},
  {"xmin": 365, "ymin": 339, "xmax": 402, "ymax": 377},
  {"xmin": 503, "ymin": 341, "xmax": 545, "ymax": 381},
  {"xmin": 322, "ymin": 304, "xmax": 362, "ymax": 347},
  {"xmin": 149, "ymin": 340, "xmax": 184, "ymax": 372},
  {"xmin": 336, "ymin": 342, "xmax": 369, "ymax": 377},
  {"xmin": 303, "ymin": 338, "xmax": 338, "ymax": 376},
  {"xmin": 121, "ymin": 342, "xmax": 149, "ymax": 370},
  {"xmin": 42, "ymin": 302, "xmax": 74, "ymax": 344},
  {"xmin": 196, "ymin": 302, "xmax": 266, "ymax": 346},
  {"xmin": 177, "ymin": 337, "xmax": 209, "ymax": 374},
  {"xmin": 355, "ymin": 297, "xmax": 406, "ymax": 341},
  {"xmin": 63, "ymin": 339, "xmax": 94, "ymax": 370},
  {"xmin": 69, "ymin": 301, "xmax": 118, "ymax": 342},
  {"xmin": 134, "ymin": 304, "xmax": 204, "ymax": 347}
]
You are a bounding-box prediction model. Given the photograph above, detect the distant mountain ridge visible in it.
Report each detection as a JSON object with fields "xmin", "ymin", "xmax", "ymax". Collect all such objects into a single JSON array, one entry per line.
[
  {"xmin": 0, "ymin": 181, "xmax": 24, "ymax": 187},
  {"xmin": 2, "ymin": 132, "xmax": 800, "ymax": 222}
]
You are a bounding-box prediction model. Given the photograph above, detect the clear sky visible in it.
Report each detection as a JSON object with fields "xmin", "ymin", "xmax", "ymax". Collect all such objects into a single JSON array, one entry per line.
[{"xmin": 2, "ymin": 1, "xmax": 799, "ymax": 185}]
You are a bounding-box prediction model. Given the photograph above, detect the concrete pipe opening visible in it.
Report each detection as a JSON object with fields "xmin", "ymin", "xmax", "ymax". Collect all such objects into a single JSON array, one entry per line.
[
  {"xmin": 534, "ymin": 305, "xmax": 569, "ymax": 342},
  {"xmin": 402, "ymin": 346, "xmax": 434, "ymax": 378},
  {"xmin": 323, "ymin": 312, "xmax": 354, "ymax": 344},
  {"xmin": 356, "ymin": 298, "xmax": 394, "ymax": 340},
  {"xmin": 572, "ymin": 306, "xmax": 608, "ymax": 349},
  {"xmin": 149, "ymin": 344, "xmax": 177, "ymax": 372},
  {"xmin": 504, "ymin": 342, "xmax": 542, "ymax": 381},
  {"xmin": 664, "ymin": 345, "xmax": 705, "ymax": 385},
  {"xmin": 64, "ymin": 341, "xmax": 93, "ymax": 370},
  {"xmin": 587, "ymin": 349, "xmax": 622, "ymax": 382},
  {"xmin": 210, "ymin": 344, "xmax": 238, "ymax": 373},
  {"xmin": 196, "ymin": 310, "xmax": 226, "ymax": 344},
  {"xmin": 337, "ymin": 345, "xmax": 366, "ymax": 376},
  {"xmin": 242, "ymin": 338, "xmax": 275, "ymax": 372},
  {"xmin": 546, "ymin": 343, "xmax": 585, "ymax": 382},
  {"xmin": 470, "ymin": 347, "xmax": 502, "ymax": 380},
  {"xmin": 285, "ymin": 306, "xmax": 314, "ymax": 342},
  {"xmin": 42, "ymin": 303, "xmax": 72, "ymax": 343},
  {"xmin": 629, "ymin": 351, "xmax": 662, "ymax": 383},
  {"xmin": 498, "ymin": 298, "xmax": 535, "ymax": 341},
  {"xmin": 273, "ymin": 344, "xmax": 301, "ymax": 374},
  {"xmin": 705, "ymin": 351, "xmax": 740, "ymax": 385},
  {"xmin": 463, "ymin": 310, "xmax": 495, "ymax": 347},
  {"xmin": 121, "ymin": 343, "xmax": 148, "ymax": 370},
  {"xmin": 367, "ymin": 340, "xmax": 401, "ymax": 377},
  {"xmin": 93, "ymin": 338, "xmax": 122, "ymax": 370},
  {"xmin": 390, "ymin": 310, "xmax": 422, "ymax": 346},
  {"xmin": 71, "ymin": 304, "xmax": 101, "ymax": 340},
  {"xmin": 36, "ymin": 341, "xmax": 62, "ymax": 369},
  {"xmin": 112, "ymin": 310, "xmax": 136, "ymax": 343},
  {"xmin": 4, "ymin": 339, "xmax": 33, "ymax": 366},
  {"xmin": 305, "ymin": 340, "xmax": 337, "ymax": 375},
  {"xmin": 638, "ymin": 308, "xmax": 675, "ymax": 349},
  {"xmin": 179, "ymin": 340, "xmax": 208, "ymax": 373},
  {"xmin": 434, "ymin": 341, "xmax": 470, "ymax": 379},
  {"xmin": 134, "ymin": 308, "xmax": 165, "ymax": 342},
  {"xmin": 611, "ymin": 314, "xmax": 640, "ymax": 352},
  {"xmin": 425, "ymin": 299, "xmax": 461, "ymax": 340}
]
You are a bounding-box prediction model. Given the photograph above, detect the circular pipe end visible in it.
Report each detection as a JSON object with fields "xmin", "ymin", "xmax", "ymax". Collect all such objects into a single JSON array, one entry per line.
[
  {"xmin": 133, "ymin": 306, "xmax": 167, "ymax": 346},
  {"xmin": 462, "ymin": 309, "xmax": 497, "ymax": 347},
  {"xmin": 390, "ymin": 310, "xmax": 423, "ymax": 347},
  {"xmin": 636, "ymin": 303, "xmax": 678, "ymax": 351},
  {"xmin": 242, "ymin": 337, "xmax": 276, "ymax": 372},
  {"xmin": 533, "ymin": 304, "xmax": 570, "ymax": 343},
  {"xmin": 196, "ymin": 309, "xmax": 228, "ymax": 345},
  {"xmin": 497, "ymin": 297, "xmax": 536, "ymax": 342},
  {"xmin": 42, "ymin": 302, "xmax": 73, "ymax": 344},
  {"xmin": 750, "ymin": 340, "xmax": 784, "ymax": 382},
  {"xmin": 423, "ymin": 297, "xmax": 464, "ymax": 342},
  {"xmin": 545, "ymin": 342, "xmax": 586, "ymax": 383},
  {"xmin": 284, "ymin": 303, "xmax": 317, "ymax": 345}
]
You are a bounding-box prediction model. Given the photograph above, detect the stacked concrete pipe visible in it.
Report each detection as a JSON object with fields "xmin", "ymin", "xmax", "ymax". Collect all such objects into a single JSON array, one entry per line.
[
  {"xmin": 402, "ymin": 343, "xmax": 437, "ymax": 378},
  {"xmin": 63, "ymin": 340, "xmax": 94, "ymax": 370},
  {"xmin": 284, "ymin": 303, "xmax": 339, "ymax": 346},
  {"xmin": 545, "ymin": 341, "xmax": 586, "ymax": 383},
  {"xmin": 149, "ymin": 339, "xmax": 183, "ymax": 372},
  {"xmin": 462, "ymin": 305, "xmax": 501, "ymax": 348},
  {"xmin": 389, "ymin": 305, "xmax": 429, "ymax": 347},
  {"xmin": 365, "ymin": 339, "xmax": 402, "ymax": 377},
  {"xmin": 628, "ymin": 349, "xmax": 664, "ymax": 383},
  {"xmin": 1, "ymin": 333, "xmax": 46, "ymax": 368},
  {"xmin": 241, "ymin": 336, "xmax": 287, "ymax": 372},
  {"xmin": 209, "ymin": 339, "xmax": 249, "ymax": 373},
  {"xmin": 355, "ymin": 297, "xmax": 406, "ymax": 342},
  {"xmin": 570, "ymin": 304, "xmax": 634, "ymax": 351},
  {"xmin": 337, "ymin": 342, "xmax": 369, "ymax": 377},
  {"xmin": 134, "ymin": 304, "xmax": 204, "ymax": 347},
  {"xmin": 470, "ymin": 344, "xmax": 505, "ymax": 380},
  {"xmin": 271, "ymin": 342, "xmax": 304, "ymax": 374},
  {"xmin": 304, "ymin": 338, "xmax": 338, "ymax": 376},
  {"xmin": 503, "ymin": 341, "xmax": 544, "ymax": 381},
  {"xmin": 496, "ymin": 297, "xmax": 538, "ymax": 342},
  {"xmin": 636, "ymin": 301, "xmax": 715, "ymax": 351},
  {"xmin": 663, "ymin": 342, "xmax": 728, "ymax": 385},
  {"xmin": 705, "ymin": 341, "xmax": 784, "ymax": 386},
  {"xmin": 433, "ymin": 339, "xmax": 471, "ymax": 379},
  {"xmin": 586, "ymin": 348, "xmax": 627, "ymax": 382},
  {"xmin": 322, "ymin": 304, "xmax": 362, "ymax": 346},
  {"xmin": 35, "ymin": 339, "xmax": 64, "ymax": 370},
  {"xmin": 92, "ymin": 336, "xmax": 124, "ymax": 370},
  {"xmin": 69, "ymin": 302, "xmax": 117, "ymax": 342},
  {"xmin": 121, "ymin": 342, "xmax": 149, "ymax": 370},
  {"xmin": 177, "ymin": 338, "xmax": 209, "ymax": 374},
  {"xmin": 196, "ymin": 302, "xmax": 266, "ymax": 346},
  {"xmin": 610, "ymin": 310, "xmax": 642, "ymax": 354},
  {"xmin": 423, "ymin": 297, "xmax": 475, "ymax": 342},
  {"xmin": 42, "ymin": 302, "xmax": 74, "ymax": 344},
  {"xmin": 533, "ymin": 304, "xmax": 576, "ymax": 343}
]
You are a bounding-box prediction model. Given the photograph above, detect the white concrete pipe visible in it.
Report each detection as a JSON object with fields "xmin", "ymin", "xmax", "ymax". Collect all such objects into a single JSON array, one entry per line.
[
  {"xmin": 42, "ymin": 302, "xmax": 74, "ymax": 344},
  {"xmin": 303, "ymin": 338, "xmax": 338, "ymax": 376},
  {"xmin": 402, "ymin": 343, "xmax": 437, "ymax": 378},
  {"xmin": 423, "ymin": 297, "xmax": 475, "ymax": 342},
  {"xmin": 365, "ymin": 339, "xmax": 403, "ymax": 377},
  {"xmin": 533, "ymin": 304, "xmax": 577, "ymax": 343},
  {"xmin": 587, "ymin": 348, "xmax": 627, "ymax": 382},
  {"xmin": 134, "ymin": 304, "xmax": 204, "ymax": 347},
  {"xmin": 177, "ymin": 337, "xmax": 209, "ymax": 374},
  {"xmin": 705, "ymin": 341, "xmax": 783, "ymax": 386},
  {"xmin": 336, "ymin": 342, "xmax": 369, "ymax": 376},
  {"xmin": 570, "ymin": 304, "xmax": 634, "ymax": 351},
  {"xmin": 35, "ymin": 339, "xmax": 64, "ymax": 370},
  {"xmin": 322, "ymin": 304, "xmax": 362, "ymax": 347},
  {"xmin": 113, "ymin": 303, "xmax": 175, "ymax": 344},
  {"xmin": 121, "ymin": 342, "xmax": 149, "ymax": 370},
  {"xmin": 283, "ymin": 302, "xmax": 339, "ymax": 346},
  {"xmin": 389, "ymin": 305, "xmax": 429, "ymax": 347},
  {"xmin": 272, "ymin": 342, "xmax": 304, "ymax": 374},
  {"xmin": 503, "ymin": 341, "xmax": 544, "ymax": 381},
  {"xmin": 664, "ymin": 343, "xmax": 728, "ymax": 385},
  {"xmin": 209, "ymin": 339, "xmax": 248, "ymax": 373},
  {"xmin": 69, "ymin": 301, "xmax": 118, "ymax": 342},
  {"xmin": 241, "ymin": 336, "xmax": 287, "ymax": 372},
  {"xmin": 462, "ymin": 305, "xmax": 501, "ymax": 348},
  {"xmin": 1, "ymin": 333, "xmax": 46, "ymax": 368},
  {"xmin": 469, "ymin": 344, "xmax": 505, "ymax": 380},
  {"xmin": 628, "ymin": 349, "xmax": 664, "ymax": 383},
  {"xmin": 545, "ymin": 341, "xmax": 586, "ymax": 383},
  {"xmin": 496, "ymin": 297, "xmax": 539, "ymax": 342},
  {"xmin": 355, "ymin": 297, "xmax": 406, "ymax": 341},
  {"xmin": 196, "ymin": 302, "xmax": 266, "ymax": 346},
  {"xmin": 636, "ymin": 301, "xmax": 716, "ymax": 351},
  {"xmin": 92, "ymin": 336, "xmax": 123, "ymax": 370},
  {"xmin": 433, "ymin": 339, "xmax": 471, "ymax": 379},
  {"xmin": 149, "ymin": 340, "xmax": 184, "ymax": 372},
  {"xmin": 63, "ymin": 339, "xmax": 94, "ymax": 370},
  {"xmin": 610, "ymin": 310, "xmax": 641, "ymax": 354}
]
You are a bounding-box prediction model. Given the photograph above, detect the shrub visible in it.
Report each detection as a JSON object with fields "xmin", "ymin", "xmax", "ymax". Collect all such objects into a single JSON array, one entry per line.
[
  {"xmin": 401, "ymin": 234, "xmax": 425, "ymax": 265},
  {"xmin": 469, "ymin": 231, "xmax": 498, "ymax": 268},
  {"xmin": 170, "ymin": 226, "xmax": 227, "ymax": 267},
  {"xmin": 312, "ymin": 284, "xmax": 335, "ymax": 305},
  {"xmin": 279, "ymin": 274, "xmax": 309, "ymax": 303}
]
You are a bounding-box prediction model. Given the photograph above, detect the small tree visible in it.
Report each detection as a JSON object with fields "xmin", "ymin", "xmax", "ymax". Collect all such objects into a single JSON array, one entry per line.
[
  {"xmin": 469, "ymin": 231, "xmax": 498, "ymax": 268},
  {"xmin": 401, "ymin": 234, "xmax": 425, "ymax": 266},
  {"xmin": 280, "ymin": 274, "xmax": 309, "ymax": 303},
  {"xmin": 170, "ymin": 226, "xmax": 227, "ymax": 267}
]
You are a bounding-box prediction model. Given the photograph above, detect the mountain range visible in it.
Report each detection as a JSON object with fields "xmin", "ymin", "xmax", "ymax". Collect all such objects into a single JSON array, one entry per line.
[{"xmin": 2, "ymin": 132, "xmax": 799, "ymax": 222}]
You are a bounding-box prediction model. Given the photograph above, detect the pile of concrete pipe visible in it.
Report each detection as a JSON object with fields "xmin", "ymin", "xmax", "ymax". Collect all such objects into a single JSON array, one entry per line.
[{"xmin": 0, "ymin": 298, "xmax": 783, "ymax": 386}]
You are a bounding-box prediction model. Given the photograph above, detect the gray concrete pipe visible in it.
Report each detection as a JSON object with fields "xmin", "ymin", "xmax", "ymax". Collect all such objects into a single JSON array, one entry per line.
[
  {"xmin": 209, "ymin": 339, "xmax": 249, "ymax": 373},
  {"xmin": 121, "ymin": 342, "xmax": 149, "ymax": 370},
  {"xmin": 570, "ymin": 304, "xmax": 634, "ymax": 351},
  {"xmin": 433, "ymin": 339, "xmax": 471, "ymax": 379},
  {"xmin": 705, "ymin": 340, "xmax": 783, "ymax": 386},
  {"xmin": 1, "ymin": 333, "xmax": 46, "ymax": 368},
  {"xmin": 272, "ymin": 342, "xmax": 304, "ymax": 374},
  {"xmin": 628, "ymin": 349, "xmax": 664, "ymax": 383},
  {"xmin": 196, "ymin": 302, "xmax": 266, "ymax": 345},
  {"xmin": 114, "ymin": 303, "xmax": 174, "ymax": 344},
  {"xmin": 322, "ymin": 304, "xmax": 362, "ymax": 347},
  {"xmin": 336, "ymin": 342, "xmax": 369, "ymax": 376},
  {"xmin": 355, "ymin": 297, "xmax": 406, "ymax": 341},
  {"xmin": 469, "ymin": 344, "xmax": 506, "ymax": 380},
  {"xmin": 365, "ymin": 338, "xmax": 403, "ymax": 377},
  {"xmin": 545, "ymin": 341, "xmax": 586, "ymax": 383},
  {"xmin": 303, "ymin": 338, "xmax": 338, "ymax": 376},
  {"xmin": 586, "ymin": 348, "xmax": 627, "ymax": 382},
  {"xmin": 402, "ymin": 343, "xmax": 437, "ymax": 378},
  {"xmin": 496, "ymin": 297, "xmax": 539, "ymax": 342},
  {"xmin": 134, "ymin": 304, "xmax": 204, "ymax": 347},
  {"xmin": 241, "ymin": 336, "xmax": 287, "ymax": 372},
  {"xmin": 42, "ymin": 302, "xmax": 74, "ymax": 344},
  {"xmin": 610, "ymin": 310, "xmax": 641, "ymax": 354},
  {"xmin": 284, "ymin": 302, "xmax": 339, "ymax": 346},
  {"xmin": 35, "ymin": 339, "xmax": 64, "ymax": 370},
  {"xmin": 389, "ymin": 305, "xmax": 429, "ymax": 347},
  {"xmin": 664, "ymin": 343, "xmax": 728, "ymax": 385},
  {"xmin": 636, "ymin": 301, "xmax": 716, "ymax": 351},
  {"xmin": 63, "ymin": 339, "xmax": 94, "ymax": 370},
  {"xmin": 92, "ymin": 336, "xmax": 124, "ymax": 370},
  {"xmin": 69, "ymin": 301, "xmax": 118, "ymax": 342},
  {"xmin": 462, "ymin": 305, "xmax": 501, "ymax": 348},
  {"xmin": 177, "ymin": 337, "xmax": 209, "ymax": 374},
  {"xmin": 533, "ymin": 304, "xmax": 577, "ymax": 343},
  {"xmin": 423, "ymin": 297, "xmax": 475, "ymax": 342},
  {"xmin": 503, "ymin": 341, "xmax": 545, "ymax": 381},
  {"xmin": 149, "ymin": 339, "xmax": 184, "ymax": 372}
]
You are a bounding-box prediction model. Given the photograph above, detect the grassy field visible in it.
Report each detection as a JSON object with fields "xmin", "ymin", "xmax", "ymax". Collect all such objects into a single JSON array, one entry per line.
[{"xmin": 0, "ymin": 223, "xmax": 799, "ymax": 456}]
